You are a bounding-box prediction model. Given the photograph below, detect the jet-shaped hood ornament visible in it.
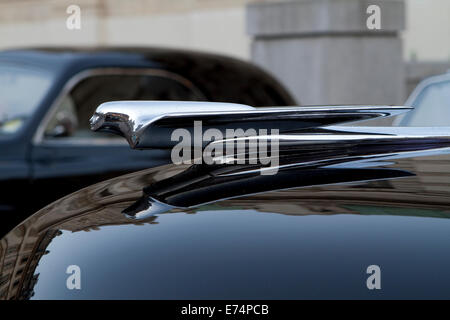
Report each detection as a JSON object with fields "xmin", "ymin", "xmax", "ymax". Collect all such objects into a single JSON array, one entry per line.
[
  {"xmin": 90, "ymin": 101, "xmax": 411, "ymax": 149},
  {"xmin": 89, "ymin": 101, "xmax": 450, "ymax": 220}
]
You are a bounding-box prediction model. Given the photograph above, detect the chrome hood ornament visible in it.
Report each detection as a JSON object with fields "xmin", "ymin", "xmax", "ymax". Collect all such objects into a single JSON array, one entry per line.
[
  {"xmin": 90, "ymin": 101, "xmax": 411, "ymax": 149},
  {"xmin": 90, "ymin": 101, "xmax": 450, "ymax": 220}
]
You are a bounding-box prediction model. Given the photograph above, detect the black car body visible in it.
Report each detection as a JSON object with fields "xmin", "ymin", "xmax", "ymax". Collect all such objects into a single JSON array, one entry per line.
[
  {"xmin": 1, "ymin": 101, "xmax": 449, "ymax": 299},
  {"xmin": 0, "ymin": 47, "xmax": 295, "ymax": 230}
]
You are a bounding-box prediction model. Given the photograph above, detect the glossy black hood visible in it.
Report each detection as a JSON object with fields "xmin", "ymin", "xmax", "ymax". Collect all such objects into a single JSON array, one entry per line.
[{"xmin": 1, "ymin": 149, "xmax": 450, "ymax": 299}]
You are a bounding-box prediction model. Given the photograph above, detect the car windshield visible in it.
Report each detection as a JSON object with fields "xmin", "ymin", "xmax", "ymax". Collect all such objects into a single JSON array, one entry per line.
[
  {"xmin": 400, "ymin": 79, "xmax": 450, "ymax": 126},
  {"xmin": 0, "ymin": 62, "xmax": 53, "ymax": 135}
]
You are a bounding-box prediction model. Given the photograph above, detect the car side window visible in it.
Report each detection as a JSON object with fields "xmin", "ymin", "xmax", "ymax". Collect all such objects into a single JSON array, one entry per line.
[
  {"xmin": 44, "ymin": 72, "xmax": 205, "ymax": 140},
  {"xmin": 401, "ymin": 80, "xmax": 450, "ymax": 126}
]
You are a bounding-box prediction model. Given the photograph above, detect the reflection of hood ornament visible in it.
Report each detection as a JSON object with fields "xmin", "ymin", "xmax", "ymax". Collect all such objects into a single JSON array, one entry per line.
[
  {"xmin": 124, "ymin": 166, "xmax": 416, "ymax": 219},
  {"xmin": 122, "ymin": 196, "xmax": 176, "ymax": 220}
]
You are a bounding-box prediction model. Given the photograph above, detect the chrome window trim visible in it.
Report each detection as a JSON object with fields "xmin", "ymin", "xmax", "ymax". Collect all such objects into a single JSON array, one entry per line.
[{"xmin": 32, "ymin": 67, "xmax": 206, "ymax": 146}]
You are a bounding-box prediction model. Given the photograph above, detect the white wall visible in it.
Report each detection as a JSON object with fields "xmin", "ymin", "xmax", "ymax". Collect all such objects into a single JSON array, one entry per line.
[
  {"xmin": 0, "ymin": 0, "xmax": 250, "ymax": 60},
  {"xmin": 0, "ymin": 0, "xmax": 448, "ymax": 62},
  {"xmin": 103, "ymin": 7, "xmax": 249, "ymax": 59},
  {"xmin": 404, "ymin": 0, "xmax": 450, "ymax": 61}
]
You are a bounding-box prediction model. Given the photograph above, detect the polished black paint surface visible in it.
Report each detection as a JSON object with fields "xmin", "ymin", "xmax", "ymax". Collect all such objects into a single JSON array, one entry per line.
[
  {"xmin": 0, "ymin": 47, "xmax": 295, "ymax": 234},
  {"xmin": 1, "ymin": 151, "xmax": 450, "ymax": 299},
  {"xmin": 30, "ymin": 210, "xmax": 450, "ymax": 299}
]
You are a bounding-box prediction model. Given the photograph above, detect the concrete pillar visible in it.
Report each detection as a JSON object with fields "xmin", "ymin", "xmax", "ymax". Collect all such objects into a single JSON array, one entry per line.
[{"xmin": 247, "ymin": 0, "xmax": 405, "ymax": 106}]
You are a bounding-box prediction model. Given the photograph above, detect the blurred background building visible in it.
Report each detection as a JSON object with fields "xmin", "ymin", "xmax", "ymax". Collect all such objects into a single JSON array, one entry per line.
[{"xmin": 0, "ymin": 0, "xmax": 449, "ymax": 103}]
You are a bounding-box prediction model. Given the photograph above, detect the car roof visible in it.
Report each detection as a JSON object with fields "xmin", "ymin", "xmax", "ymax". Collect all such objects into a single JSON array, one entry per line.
[
  {"xmin": 1, "ymin": 45, "xmax": 223, "ymax": 56},
  {"xmin": 0, "ymin": 46, "xmax": 297, "ymax": 107},
  {"xmin": 0, "ymin": 46, "xmax": 255, "ymax": 72}
]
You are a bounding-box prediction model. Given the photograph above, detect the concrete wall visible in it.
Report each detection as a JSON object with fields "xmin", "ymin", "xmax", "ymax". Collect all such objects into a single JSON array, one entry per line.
[{"xmin": 248, "ymin": 0, "xmax": 405, "ymax": 105}]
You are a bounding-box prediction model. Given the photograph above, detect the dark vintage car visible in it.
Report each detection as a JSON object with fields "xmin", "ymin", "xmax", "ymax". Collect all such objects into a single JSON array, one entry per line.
[
  {"xmin": 0, "ymin": 47, "xmax": 295, "ymax": 233},
  {"xmin": 0, "ymin": 101, "xmax": 449, "ymax": 299}
]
